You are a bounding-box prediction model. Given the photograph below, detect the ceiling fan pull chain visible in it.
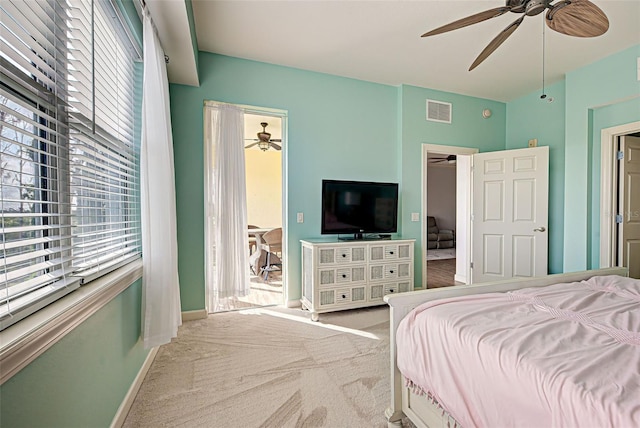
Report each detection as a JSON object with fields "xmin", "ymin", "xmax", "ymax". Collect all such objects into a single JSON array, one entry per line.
[{"xmin": 540, "ymin": 18, "xmax": 547, "ymax": 99}]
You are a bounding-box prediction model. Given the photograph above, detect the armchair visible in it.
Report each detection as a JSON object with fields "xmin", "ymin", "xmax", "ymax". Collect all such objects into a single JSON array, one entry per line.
[{"xmin": 426, "ymin": 216, "xmax": 455, "ymax": 249}]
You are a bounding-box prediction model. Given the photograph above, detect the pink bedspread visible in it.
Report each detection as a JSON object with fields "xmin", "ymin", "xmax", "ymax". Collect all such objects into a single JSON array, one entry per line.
[{"xmin": 396, "ymin": 275, "xmax": 640, "ymax": 427}]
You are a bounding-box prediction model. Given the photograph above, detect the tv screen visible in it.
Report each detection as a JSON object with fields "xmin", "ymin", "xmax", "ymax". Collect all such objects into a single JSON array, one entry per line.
[{"xmin": 321, "ymin": 179, "xmax": 398, "ymax": 239}]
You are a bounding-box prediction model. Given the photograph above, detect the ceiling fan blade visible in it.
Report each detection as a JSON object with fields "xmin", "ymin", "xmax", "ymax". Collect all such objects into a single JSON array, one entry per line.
[
  {"xmin": 245, "ymin": 142, "xmax": 260, "ymax": 148},
  {"xmin": 270, "ymin": 142, "xmax": 282, "ymax": 150},
  {"xmin": 270, "ymin": 139, "xmax": 282, "ymax": 142},
  {"xmin": 422, "ymin": 6, "xmax": 513, "ymax": 37},
  {"xmin": 469, "ymin": 16, "xmax": 524, "ymax": 71},
  {"xmin": 546, "ymin": 0, "xmax": 608, "ymax": 37}
]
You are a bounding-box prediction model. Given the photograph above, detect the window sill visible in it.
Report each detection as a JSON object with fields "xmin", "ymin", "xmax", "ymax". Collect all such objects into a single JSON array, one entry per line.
[{"xmin": 0, "ymin": 259, "xmax": 143, "ymax": 385}]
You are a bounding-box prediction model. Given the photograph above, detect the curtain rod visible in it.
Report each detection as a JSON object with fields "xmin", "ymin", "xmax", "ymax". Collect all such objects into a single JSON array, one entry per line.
[{"xmin": 135, "ymin": 0, "xmax": 170, "ymax": 63}]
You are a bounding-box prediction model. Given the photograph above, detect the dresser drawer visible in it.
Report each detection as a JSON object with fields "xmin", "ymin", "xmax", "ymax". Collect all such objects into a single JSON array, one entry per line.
[
  {"xmin": 318, "ymin": 265, "xmax": 367, "ymax": 287},
  {"xmin": 369, "ymin": 242, "xmax": 413, "ymax": 262},
  {"xmin": 317, "ymin": 245, "xmax": 367, "ymax": 265},
  {"xmin": 369, "ymin": 281, "xmax": 413, "ymax": 302},
  {"xmin": 369, "ymin": 262, "xmax": 412, "ymax": 281},
  {"xmin": 318, "ymin": 286, "xmax": 367, "ymax": 307}
]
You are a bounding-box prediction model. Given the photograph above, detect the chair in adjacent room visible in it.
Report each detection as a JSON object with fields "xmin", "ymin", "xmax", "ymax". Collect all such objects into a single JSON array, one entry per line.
[
  {"xmin": 426, "ymin": 216, "xmax": 455, "ymax": 249},
  {"xmin": 259, "ymin": 227, "xmax": 283, "ymax": 281}
]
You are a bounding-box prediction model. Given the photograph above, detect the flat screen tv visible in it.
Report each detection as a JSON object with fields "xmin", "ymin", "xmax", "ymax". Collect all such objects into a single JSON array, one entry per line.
[{"xmin": 321, "ymin": 179, "xmax": 399, "ymax": 240}]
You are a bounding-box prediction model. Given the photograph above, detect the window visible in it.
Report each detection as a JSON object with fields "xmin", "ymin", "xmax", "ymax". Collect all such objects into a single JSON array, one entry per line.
[{"xmin": 1, "ymin": 0, "xmax": 141, "ymax": 330}]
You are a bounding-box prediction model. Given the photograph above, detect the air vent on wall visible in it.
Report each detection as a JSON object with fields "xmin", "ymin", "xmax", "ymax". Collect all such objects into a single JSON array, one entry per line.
[{"xmin": 426, "ymin": 99, "xmax": 452, "ymax": 124}]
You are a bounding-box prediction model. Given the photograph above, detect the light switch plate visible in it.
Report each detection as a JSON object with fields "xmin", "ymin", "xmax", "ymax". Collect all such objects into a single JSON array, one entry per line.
[
  {"xmin": 297, "ymin": 212, "xmax": 304, "ymax": 223},
  {"xmin": 411, "ymin": 213, "xmax": 420, "ymax": 222}
]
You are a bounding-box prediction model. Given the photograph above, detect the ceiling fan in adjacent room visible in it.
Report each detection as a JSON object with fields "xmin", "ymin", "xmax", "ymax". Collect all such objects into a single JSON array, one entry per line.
[
  {"xmin": 421, "ymin": 0, "xmax": 609, "ymax": 71},
  {"xmin": 429, "ymin": 154, "xmax": 457, "ymax": 164},
  {"xmin": 245, "ymin": 122, "xmax": 281, "ymax": 151}
]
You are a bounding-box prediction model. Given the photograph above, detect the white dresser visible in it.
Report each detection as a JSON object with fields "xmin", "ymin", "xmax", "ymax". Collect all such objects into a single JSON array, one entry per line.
[{"xmin": 300, "ymin": 238, "xmax": 415, "ymax": 321}]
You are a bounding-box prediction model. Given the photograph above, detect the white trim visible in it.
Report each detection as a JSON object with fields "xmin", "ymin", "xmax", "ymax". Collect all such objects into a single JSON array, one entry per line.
[
  {"xmin": 110, "ymin": 346, "xmax": 158, "ymax": 428},
  {"xmin": 0, "ymin": 259, "xmax": 143, "ymax": 385},
  {"xmin": 181, "ymin": 309, "xmax": 207, "ymax": 321},
  {"xmin": 286, "ymin": 299, "xmax": 302, "ymax": 309},
  {"xmin": 421, "ymin": 144, "xmax": 478, "ymax": 289},
  {"xmin": 599, "ymin": 121, "xmax": 640, "ymax": 268}
]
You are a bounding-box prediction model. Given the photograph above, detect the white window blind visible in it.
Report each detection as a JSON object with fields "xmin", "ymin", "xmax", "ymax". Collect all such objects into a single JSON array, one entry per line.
[{"xmin": 1, "ymin": 0, "xmax": 141, "ymax": 330}]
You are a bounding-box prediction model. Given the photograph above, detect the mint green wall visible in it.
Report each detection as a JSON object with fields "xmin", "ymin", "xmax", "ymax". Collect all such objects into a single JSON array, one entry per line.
[
  {"xmin": 398, "ymin": 85, "xmax": 506, "ymax": 285},
  {"xmin": 505, "ymin": 45, "xmax": 640, "ymax": 273},
  {"xmin": 590, "ymin": 97, "xmax": 640, "ymax": 267},
  {"xmin": 506, "ymin": 80, "xmax": 566, "ymax": 274},
  {"xmin": 170, "ymin": 53, "xmax": 399, "ymax": 308},
  {"xmin": 115, "ymin": 0, "xmax": 142, "ymax": 48},
  {"xmin": 563, "ymin": 44, "xmax": 640, "ymax": 271},
  {"xmin": 0, "ymin": 280, "xmax": 148, "ymax": 427}
]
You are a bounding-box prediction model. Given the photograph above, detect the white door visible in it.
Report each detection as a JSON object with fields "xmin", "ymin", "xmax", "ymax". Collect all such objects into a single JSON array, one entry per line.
[
  {"xmin": 471, "ymin": 146, "xmax": 549, "ymax": 283},
  {"xmin": 618, "ymin": 136, "xmax": 640, "ymax": 279}
]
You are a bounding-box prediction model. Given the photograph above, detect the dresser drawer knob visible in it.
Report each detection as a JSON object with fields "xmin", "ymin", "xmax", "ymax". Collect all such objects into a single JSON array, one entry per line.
[
  {"xmin": 341, "ymin": 294, "xmax": 346, "ymax": 299},
  {"xmin": 390, "ymin": 270, "xmax": 394, "ymax": 274},
  {"xmin": 342, "ymin": 274, "xmax": 346, "ymax": 278}
]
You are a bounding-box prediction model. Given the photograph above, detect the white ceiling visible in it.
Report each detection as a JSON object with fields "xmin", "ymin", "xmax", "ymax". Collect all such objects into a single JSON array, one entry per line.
[{"xmin": 155, "ymin": 1, "xmax": 640, "ymax": 102}]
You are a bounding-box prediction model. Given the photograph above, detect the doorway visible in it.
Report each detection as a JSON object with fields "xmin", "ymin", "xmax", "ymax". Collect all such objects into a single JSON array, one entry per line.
[
  {"xmin": 421, "ymin": 144, "xmax": 478, "ymax": 288},
  {"xmin": 600, "ymin": 122, "xmax": 640, "ymax": 278},
  {"xmin": 243, "ymin": 113, "xmax": 285, "ymax": 306},
  {"xmin": 203, "ymin": 103, "xmax": 288, "ymax": 313}
]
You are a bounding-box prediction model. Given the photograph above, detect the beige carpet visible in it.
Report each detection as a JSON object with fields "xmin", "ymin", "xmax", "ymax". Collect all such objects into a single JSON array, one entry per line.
[{"xmin": 123, "ymin": 306, "xmax": 409, "ymax": 428}]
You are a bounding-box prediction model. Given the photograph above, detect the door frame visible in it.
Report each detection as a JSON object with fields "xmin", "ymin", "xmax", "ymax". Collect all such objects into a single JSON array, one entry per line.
[
  {"xmin": 421, "ymin": 144, "xmax": 478, "ymax": 288},
  {"xmin": 599, "ymin": 121, "xmax": 640, "ymax": 268},
  {"xmin": 203, "ymin": 101, "xmax": 289, "ymax": 308}
]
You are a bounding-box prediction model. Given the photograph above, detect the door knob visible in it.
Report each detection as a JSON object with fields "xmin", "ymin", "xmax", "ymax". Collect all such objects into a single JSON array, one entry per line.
[{"xmin": 533, "ymin": 226, "xmax": 546, "ymax": 232}]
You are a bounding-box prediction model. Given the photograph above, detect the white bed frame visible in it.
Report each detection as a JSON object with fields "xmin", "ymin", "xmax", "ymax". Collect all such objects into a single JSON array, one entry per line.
[{"xmin": 384, "ymin": 267, "xmax": 629, "ymax": 428}]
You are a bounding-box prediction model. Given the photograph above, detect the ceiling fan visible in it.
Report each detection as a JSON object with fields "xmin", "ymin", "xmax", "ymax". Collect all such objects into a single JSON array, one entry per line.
[
  {"xmin": 245, "ymin": 122, "xmax": 282, "ymax": 151},
  {"xmin": 422, "ymin": 0, "xmax": 609, "ymax": 71},
  {"xmin": 429, "ymin": 154, "xmax": 457, "ymax": 164}
]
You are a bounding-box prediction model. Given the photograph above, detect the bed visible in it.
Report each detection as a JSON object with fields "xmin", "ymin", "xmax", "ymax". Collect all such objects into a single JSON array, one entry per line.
[{"xmin": 384, "ymin": 267, "xmax": 639, "ymax": 428}]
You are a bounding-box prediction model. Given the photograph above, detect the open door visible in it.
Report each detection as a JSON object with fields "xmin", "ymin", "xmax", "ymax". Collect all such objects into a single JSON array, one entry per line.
[
  {"xmin": 470, "ymin": 146, "xmax": 549, "ymax": 283},
  {"xmin": 618, "ymin": 136, "xmax": 640, "ymax": 279}
]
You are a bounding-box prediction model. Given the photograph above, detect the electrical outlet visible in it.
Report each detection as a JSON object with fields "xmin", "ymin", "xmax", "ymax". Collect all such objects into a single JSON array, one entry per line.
[
  {"xmin": 528, "ymin": 138, "xmax": 538, "ymax": 148},
  {"xmin": 411, "ymin": 213, "xmax": 420, "ymax": 222},
  {"xmin": 296, "ymin": 212, "xmax": 304, "ymax": 223}
]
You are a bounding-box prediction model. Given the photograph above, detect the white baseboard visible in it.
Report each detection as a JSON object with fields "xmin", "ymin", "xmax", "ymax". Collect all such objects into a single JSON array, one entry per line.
[
  {"xmin": 285, "ymin": 299, "xmax": 302, "ymax": 309},
  {"xmin": 110, "ymin": 346, "xmax": 158, "ymax": 428},
  {"xmin": 454, "ymin": 273, "xmax": 467, "ymax": 284},
  {"xmin": 181, "ymin": 309, "xmax": 208, "ymax": 321}
]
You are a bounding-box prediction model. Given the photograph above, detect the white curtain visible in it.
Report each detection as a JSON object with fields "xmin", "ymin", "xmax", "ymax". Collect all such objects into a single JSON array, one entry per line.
[
  {"xmin": 204, "ymin": 103, "xmax": 250, "ymax": 312},
  {"xmin": 141, "ymin": 9, "xmax": 182, "ymax": 349}
]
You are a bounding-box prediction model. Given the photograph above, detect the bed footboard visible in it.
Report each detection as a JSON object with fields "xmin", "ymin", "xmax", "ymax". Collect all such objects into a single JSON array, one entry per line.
[{"xmin": 383, "ymin": 267, "xmax": 628, "ymax": 426}]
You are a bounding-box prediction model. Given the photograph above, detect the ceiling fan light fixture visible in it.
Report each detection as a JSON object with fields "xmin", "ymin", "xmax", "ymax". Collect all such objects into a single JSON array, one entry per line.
[
  {"xmin": 525, "ymin": 0, "xmax": 549, "ymax": 16},
  {"xmin": 258, "ymin": 140, "xmax": 270, "ymax": 151}
]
